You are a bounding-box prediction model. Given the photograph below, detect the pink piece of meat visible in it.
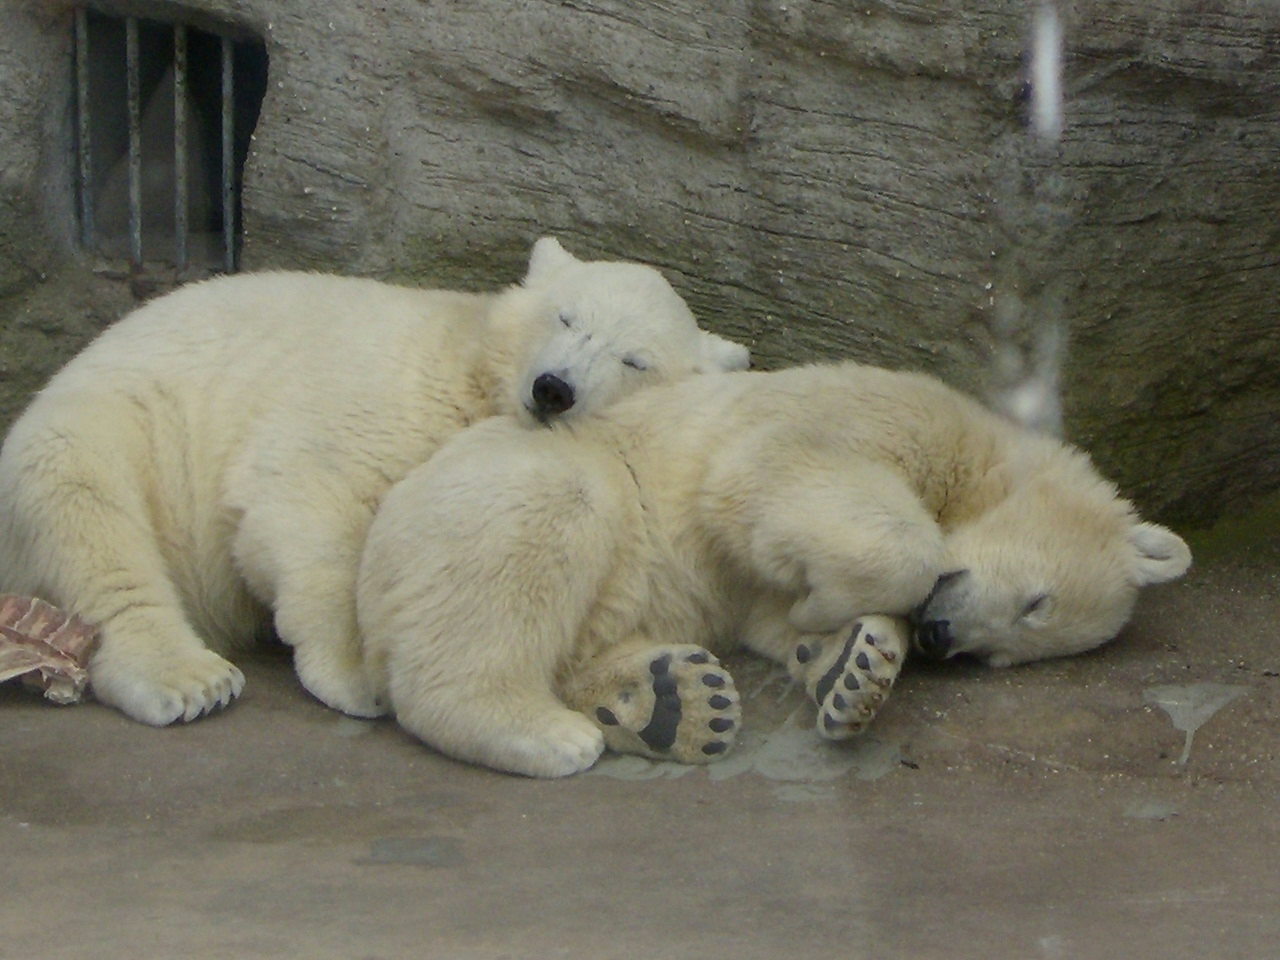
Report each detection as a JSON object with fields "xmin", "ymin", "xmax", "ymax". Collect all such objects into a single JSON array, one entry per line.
[{"xmin": 0, "ymin": 595, "xmax": 100, "ymax": 704}]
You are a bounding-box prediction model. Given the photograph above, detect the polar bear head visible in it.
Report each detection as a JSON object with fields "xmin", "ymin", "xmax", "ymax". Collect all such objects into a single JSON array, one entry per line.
[
  {"xmin": 914, "ymin": 468, "xmax": 1192, "ymax": 668},
  {"xmin": 501, "ymin": 237, "xmax": 749, "ymax": 425}
]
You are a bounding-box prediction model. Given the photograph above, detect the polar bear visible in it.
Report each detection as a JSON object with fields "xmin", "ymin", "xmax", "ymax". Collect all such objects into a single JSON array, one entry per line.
[
  {"xmin": 356, "ymin": 361, "xmax": 1191, "ymax": 777},
  {"xmin": 0, "ymin": 237, "xmax": 749, "ymax": 726}
]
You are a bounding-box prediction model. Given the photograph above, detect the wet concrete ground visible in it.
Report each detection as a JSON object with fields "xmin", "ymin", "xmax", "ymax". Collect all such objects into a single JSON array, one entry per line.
[{"xmin": 2, "ymin": 505, "xmax": 1278, "ymax": 960}]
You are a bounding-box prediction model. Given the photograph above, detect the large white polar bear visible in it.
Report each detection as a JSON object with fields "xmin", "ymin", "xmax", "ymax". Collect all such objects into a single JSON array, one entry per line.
[
  {"xmin": 0, "ymin": 237, "xmax": 749, "ymax": 726},
  {"xmin": 357, "ymin": 361, "xmax": 1192, "ymax": 777}
]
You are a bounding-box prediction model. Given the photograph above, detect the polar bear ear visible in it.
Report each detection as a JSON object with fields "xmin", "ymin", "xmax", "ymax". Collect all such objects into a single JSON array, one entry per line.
[
  {"xmin": 1128, "ymin": 522, "xmax": 1192, "ymax": 586},
  {"xmin": 524, "ymin": 236, "xmax": 578, "ymax": 284},
  {"xmin": 696, "ymin": 331, "xmax": 751, "ymax": 372}
]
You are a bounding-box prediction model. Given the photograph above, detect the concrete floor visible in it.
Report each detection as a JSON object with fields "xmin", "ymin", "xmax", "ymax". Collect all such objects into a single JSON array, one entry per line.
[{"xmin": 3, "ymin": 507, "xmax": 1278, "ymax": 960}]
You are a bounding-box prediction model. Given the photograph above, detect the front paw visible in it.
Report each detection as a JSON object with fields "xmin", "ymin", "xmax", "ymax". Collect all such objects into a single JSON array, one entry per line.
[
  {"xmin": 90, "ymin": 645, "xmax": 245, "ymax": 725},
  {"xmin": 790, "ymin": 615, "xmax": 907, "ymax": 740}
]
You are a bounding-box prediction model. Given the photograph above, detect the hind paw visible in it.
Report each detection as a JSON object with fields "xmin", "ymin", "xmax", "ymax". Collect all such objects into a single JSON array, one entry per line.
[
  {"xmin": 293, "ymin": 643, "xmax": 388, "ymax": 719},
  {"xmin": 90, "ymin": 646, "xmax": 245, "ymax": 726},
  {"xmin": 791, "ymin": 615, "xmax": 907, "ymax": 740},
  {"xmin": 566, "ymin": 644, "xmax": 740, "ymax": 763}
]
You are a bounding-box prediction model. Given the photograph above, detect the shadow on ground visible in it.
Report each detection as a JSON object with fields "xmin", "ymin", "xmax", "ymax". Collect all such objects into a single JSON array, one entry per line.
[{"xmin": 3, "ymin": 502, "xmax": 1277, "ymax": 960}]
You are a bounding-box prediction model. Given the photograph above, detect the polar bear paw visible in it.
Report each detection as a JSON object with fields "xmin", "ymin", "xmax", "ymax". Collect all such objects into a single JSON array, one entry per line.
[
  {"xmin": 505, "ymin": 710, "xmax": 607, "ymax": 778},
  {"xmin": 572, "ymin": 645, "xmax": 741, "ymax": 764},
  {"xmin": 90, "ymin": 645, "xmax": 245, "ymax": 726},
  {"xmin": 792, "ymin": 615, "xmax": 906, "ymax": 740},
  {"xmin": 292, "ymin": 643, "xmax": 388, "ymax": 719}
]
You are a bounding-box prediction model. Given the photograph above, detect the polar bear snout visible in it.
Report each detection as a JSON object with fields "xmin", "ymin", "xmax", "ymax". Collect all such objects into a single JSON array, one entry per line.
[
  {"xmin": 914, "ymin": 618, "xmax": 955, "ymax": 660},
  {"xmin": 530, "ymin": 372, "xmax": 576, "ymax": 421},
  {"xmin": 911, "ymin": 569, "xmax": 968, "ymax": 660}
]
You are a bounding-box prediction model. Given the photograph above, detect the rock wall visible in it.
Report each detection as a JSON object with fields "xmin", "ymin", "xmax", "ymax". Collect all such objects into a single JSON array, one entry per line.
[{"xmin": 1, "ymin": 0, "xmax": 1278, "ymax": 524}]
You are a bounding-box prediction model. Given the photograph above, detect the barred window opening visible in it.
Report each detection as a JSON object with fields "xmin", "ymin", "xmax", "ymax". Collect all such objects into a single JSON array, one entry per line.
[{"xmin": 73, "ymin": 7, "xmax": 268, "ymax": 274}]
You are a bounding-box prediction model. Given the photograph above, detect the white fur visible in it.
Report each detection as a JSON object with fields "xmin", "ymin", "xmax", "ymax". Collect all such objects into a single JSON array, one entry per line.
[
  {"xmin": 0, "ymin": 237, "xmax": 748, "ymax": 725},
  {"xmin": 357, "ymin": 362, "xmax": 1190, "ymax": 776}
]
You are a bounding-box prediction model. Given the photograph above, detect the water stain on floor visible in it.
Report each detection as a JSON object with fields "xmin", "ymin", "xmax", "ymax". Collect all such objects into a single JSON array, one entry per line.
[
  {"xmin": 590, "ymin": 708, "xmax": 905, "ymax": 790},
  {"xmin": 362, "ymin": 835, "xmax": 464, "ymax": 867},
  {"xmin": 1142, "ymin": 682, "xmax": 1248, "ymax": 765}
]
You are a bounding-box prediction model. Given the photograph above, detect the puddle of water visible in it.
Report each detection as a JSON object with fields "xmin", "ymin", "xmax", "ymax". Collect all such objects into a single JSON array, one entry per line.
[
  {"xmin": 1124, "ymin": 799, "xmax": 1179, "ymax": 821},
  {"xmin": 773, "ymin": 783, "xmax": 836, "ymax": 803},
  {"xmin": 1142, "ymin": 682, "xmax": 1247, "ymax": 765},
  {"xmin": 364, "ymin": 836, "xmax": 464, "ymax": 867},
  {"xmin": 1037, "ymin": 934, "xmax": 1068, "ymax": 960},
  {"xmin": 589, "ymin": 709, "xmax": 902, "ymax": 785},
  {"xmin": 587, "ymin": 755, "xmax": 695, "ymax": 781},
  {"xmin": 332, "ymin": 716, "xmax": 377, "ymax": 738},
  {"xmin": 708, "ymin": 711, "xmax": 902, "ymax": 783}
]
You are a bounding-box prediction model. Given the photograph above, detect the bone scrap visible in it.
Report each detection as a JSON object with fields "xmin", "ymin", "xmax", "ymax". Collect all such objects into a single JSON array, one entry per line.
[{"xmin": 0, "ymin": 595, "xmax": 100, "ymax": 704}]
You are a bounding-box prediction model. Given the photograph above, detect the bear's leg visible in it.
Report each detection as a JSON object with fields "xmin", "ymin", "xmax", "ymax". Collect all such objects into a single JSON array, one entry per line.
[
  {"xmin": 233, "ymin": 497, "xmax": 386, "ymax": 718},
  {"xmin": 740, "ymin": 461, "xmax": 945, "ymax": 634},
  {"xmin": 380, "ymin": 586, "xmax": 610, "ymax": 778},
  {"xmin": 559, "ymin": 639, "xmax": 741, "ymax": 763},
  {"xmin": 359, "ymin": 424, "xmax": 639, "ymax": 777},
  {"xmin": 5, "ymin": 478, "xmax": 243, "ymax": 725},
  {"xmin": 280, "ymin": 562, "xmax": 386, "ymax": 718},
  {"xmin": 392, "ymin": 669, "xmax": 606, "ymax": 779}
]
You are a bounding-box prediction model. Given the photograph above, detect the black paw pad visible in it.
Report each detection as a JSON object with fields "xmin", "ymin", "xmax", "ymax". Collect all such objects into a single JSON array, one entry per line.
[
  {"xmin": 638, "ymin": 657, "xmax": 682, "ymax": 752},
  {"xmin": 708, "ymin": 694, "xmax": 731, "ymax": 710},
  {"xmin": 702, "ymin": 741, "xmax": 728, "ymax": 756},
  {"xmin": 702, "ymin": 673, "xmax": 725, "ymax": 688},
  {"xmin": 685, "ymin": 652, "xmax": 709, "ymax": 665},
  {"xmin": 709, "ymin": 716, "xmax": 734, "ymax": 734},
  {"xmin": 814, "ymin": 635, "xmax": 856, "ymax": 706},
  {"xmin": 795, "ymin": 643, "xmax": 812, "ymax": 664}
]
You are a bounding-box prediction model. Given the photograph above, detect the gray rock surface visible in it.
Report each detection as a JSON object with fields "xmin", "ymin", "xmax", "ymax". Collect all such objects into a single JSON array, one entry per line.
[{"xmin": 1, "ymin": 0, "xmax": 1277, "ymax": 523}]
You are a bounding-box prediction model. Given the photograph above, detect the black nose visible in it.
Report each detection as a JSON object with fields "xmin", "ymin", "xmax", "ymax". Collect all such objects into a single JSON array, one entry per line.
[
  {"xmin": 915, "ymin": 619, "xmax": 953, "ymax": 660},
  {"xmin": 531, "ymin": 373, "xmax": 575, "ymax": 418}
]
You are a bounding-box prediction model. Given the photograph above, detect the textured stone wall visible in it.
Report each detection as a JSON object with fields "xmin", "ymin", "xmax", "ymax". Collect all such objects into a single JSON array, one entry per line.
[{"xmin": 1, "ymin": 0, "xmax": 1278, "ymax": 524}]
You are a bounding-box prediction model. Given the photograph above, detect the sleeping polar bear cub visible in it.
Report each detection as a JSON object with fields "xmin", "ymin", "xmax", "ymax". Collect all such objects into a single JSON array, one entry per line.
[
  {"xmin": 0, "ymin": 237, "xmax": 748, "ymax": 726},
  {"xmin": 357, "ymin": 361, "xmax": 1191, "ymax": 777}
]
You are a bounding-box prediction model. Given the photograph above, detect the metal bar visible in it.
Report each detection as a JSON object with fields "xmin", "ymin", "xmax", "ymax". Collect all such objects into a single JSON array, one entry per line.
[
  {"xmin": 125, "ymin": 16, "xmax": 142, "ymax": 266},
  {"xmin": 74, "ymin": 8, "xmax": 94, "ymax": 249},
  {"xmin": 173, "ymin": 24, "xmax": 188, "ymax": 270},
  {"xmin": 221, "ymin": 35, "xmax": 235, "ymax": 273}
]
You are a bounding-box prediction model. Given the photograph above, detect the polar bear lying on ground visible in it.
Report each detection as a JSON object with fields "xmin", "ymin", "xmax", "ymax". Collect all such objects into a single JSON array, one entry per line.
[
  {"xmin": 356, "ymin": 361, "xmax": 1191, "ymax": 777},
  {"xmin": 0, "ymin": 238, "xmax": 748, "ymax": 725}
]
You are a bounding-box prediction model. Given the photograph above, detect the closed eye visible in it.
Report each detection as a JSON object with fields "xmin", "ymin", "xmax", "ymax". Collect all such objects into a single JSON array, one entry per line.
[
  {"xmin": 558, "ymin": 312, "xmax": 573, "ymax": 328},
  {"xmin": 622, "ymin": 356, "xmax": 649, "ymax": 372},
  {"xmin": 1019, "ymin": 592, "xmax": 1052, "ymax": 621}
]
